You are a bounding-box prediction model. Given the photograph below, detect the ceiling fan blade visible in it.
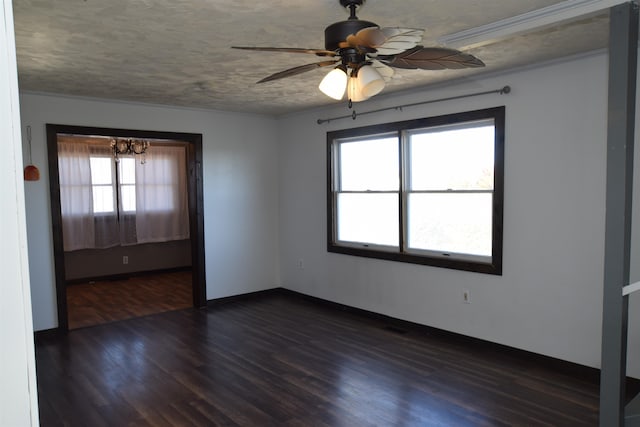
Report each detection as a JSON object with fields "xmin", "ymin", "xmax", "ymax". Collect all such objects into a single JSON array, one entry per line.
[
  {"xmin": 381, "ymin": 46, "xmax": 485, "ymax": 70},
  {"xmin": 232, "ymin": 46, "xmax": 336, "ymax": 57},
  {"xmin": 373, "ymin": 28, "xmax": 424, "ymax": 55},
  {"xmin": 381, "ymin": 28, "xmax": 424, "ymax": 39},
  {"xmin": 257, "ymin": 60, "xmax": 339, "ymax": 83},
  {"xmin": 342, "ymin": 26, "xmax": 385, "ymax": 49}
]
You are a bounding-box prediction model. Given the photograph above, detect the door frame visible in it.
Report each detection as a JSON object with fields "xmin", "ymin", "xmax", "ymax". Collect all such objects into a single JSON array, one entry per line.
[{"xmin": 46, "ymin": 124, "xmax": 207, "ymax": 331}]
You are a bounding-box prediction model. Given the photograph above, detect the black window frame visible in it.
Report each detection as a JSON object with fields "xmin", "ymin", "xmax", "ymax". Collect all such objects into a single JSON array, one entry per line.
[{"xmin": 326, "ymin": 106, "xmax": 505, "ymax": 275}]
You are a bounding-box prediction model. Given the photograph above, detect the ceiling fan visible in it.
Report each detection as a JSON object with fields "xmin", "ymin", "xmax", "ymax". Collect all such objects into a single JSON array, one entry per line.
[{"xmin": 232, "ymin": 0, "xmax": 485, "ymax": 105}]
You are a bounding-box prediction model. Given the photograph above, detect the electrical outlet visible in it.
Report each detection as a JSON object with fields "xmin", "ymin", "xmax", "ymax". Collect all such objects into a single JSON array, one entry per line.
[
  {"xmin": 462, "ymin": 290, "xmax": 471, "ymax": 304},
  {"xmin": 123, "ymin": 255, "xmax": 129, "ymax": 265},
  {"xmin": 297, "ymin": 259, "xmax": 304, "ymax": 269}
]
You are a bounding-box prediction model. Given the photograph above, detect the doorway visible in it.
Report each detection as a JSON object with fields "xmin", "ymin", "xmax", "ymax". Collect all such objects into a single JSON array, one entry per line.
[{"xmin": 46, "ymin": 124, "xmax": 206, "ymax": 331}]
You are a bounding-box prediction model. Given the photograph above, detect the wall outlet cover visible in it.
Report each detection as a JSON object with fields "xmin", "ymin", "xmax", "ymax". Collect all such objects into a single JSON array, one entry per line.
[{"xmin": 463, "ymin": 290, "xmax": 471, "ymax": 303}]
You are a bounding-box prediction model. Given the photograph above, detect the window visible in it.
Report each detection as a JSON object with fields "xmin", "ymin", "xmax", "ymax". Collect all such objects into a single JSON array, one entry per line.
[
  {"xmin": 89, "ymin": 156, "xmax": 115, "ymax": 213},
  {"xmin": 327, "ymin": 106, "xmax": 504, "ymax": 274},
  {"xmin": 118, "ymin": 158, "xmax": 137, "ymax": 212},
  {"xmin": 88, "ymin": 156, "xmax": 137, "ymax": 213}
]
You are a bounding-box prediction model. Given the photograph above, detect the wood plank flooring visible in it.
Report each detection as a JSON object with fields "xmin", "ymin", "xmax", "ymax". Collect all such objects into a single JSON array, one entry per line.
[
  {"xmin": 66, "ymin": 270, "xmax": 192, "ymax": 329},
  {"xmin": 37, "ymin": 292, "xmax": 605, "ymax": 426}
]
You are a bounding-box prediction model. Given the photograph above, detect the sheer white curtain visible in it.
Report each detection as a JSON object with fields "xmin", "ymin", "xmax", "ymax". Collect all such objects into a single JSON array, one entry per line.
[
  {"xmin": 116, "ymin": 153, "xmax": 139, "ymax": 246},
  {"xmin": 58, "ymin": 139, "xmax": 119, "ymax": 251},
  {"xmin": 58, "ymin": 138, "xmax": 189, "ymax": 250},
  {"xmin": 58, "ymin": 140, "xmax": 94, "ymax": 251},
  {"xmin": 134, "ymin": 145, "xmax": 190, "ymax": 243},
  {"xmin": 90, "ymin": 144, "xmax": 121, "ymax": 249}
]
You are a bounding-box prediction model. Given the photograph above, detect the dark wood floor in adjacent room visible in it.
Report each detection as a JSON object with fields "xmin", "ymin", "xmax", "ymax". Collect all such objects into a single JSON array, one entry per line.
[
  {"xmin": 37, "ymin": 292, "xmax": 608, "ymax": 426},
  {"xmin": 66, "ymin": 270, "xmax": 192, "ymax": 329}
]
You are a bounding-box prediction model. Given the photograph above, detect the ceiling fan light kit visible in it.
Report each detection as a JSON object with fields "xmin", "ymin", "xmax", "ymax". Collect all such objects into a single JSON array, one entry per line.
[
  {"xmin": 319, "ymin": 63, "xmax": 385, "ymax": 101},
  {"xmin": 356, "ymin": 65, "xmax": 385, "ymax": 97},
  {"xmin": 347, "ymin": 76, "xmax": 368, "ymax": 103},
  {"xmin": 232, "ymin": 0, "xmax": 485, "ymax": 105},
  {"xmin": 319, "ymin": 66, "xmax": 349, "ymax": 100}
]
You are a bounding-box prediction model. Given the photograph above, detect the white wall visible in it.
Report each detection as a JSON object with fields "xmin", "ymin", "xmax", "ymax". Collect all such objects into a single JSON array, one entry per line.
[
  {"xmin": 20, "ymin": 48, "xmax": 640, "ymax": 380},
  {"xmin": 0, "ymin": 0, "xmax": 39, "ymax": 423},
  {"xmin": 277, "ymin": 51, "xmax": 640, "ymax": 378},
  {"xmin": 20, "ymin": 93, "xmax": 280, "ymax": 331}
]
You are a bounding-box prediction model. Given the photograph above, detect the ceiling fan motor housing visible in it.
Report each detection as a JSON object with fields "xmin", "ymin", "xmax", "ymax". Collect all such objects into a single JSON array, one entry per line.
[{"xmin": 324, "ymin": 19, "xmax": 378, "ymax": 51}]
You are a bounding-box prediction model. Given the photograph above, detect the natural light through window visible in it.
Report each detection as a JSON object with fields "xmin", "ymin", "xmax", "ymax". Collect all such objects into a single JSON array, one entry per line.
[
  {"xmin": 89, "ymin": 157, "xmax": 137, "ymax": 213},
  {"xmin": 327, "ymin": 107, "xmax": 504, "ymax": 274},
  {"xmin": 407, "ymin": 123, "xmax": 494, "ymax": 257},
  {"xmin": 119, "ymin": 158, "xmax": 136, "ymax": 212},
  {"xmin": 89, "ymin": 157, "xmax": 114, "ymax": 213},
  {"xmin": 337, "ymin": 136, "xmax": 399, "ymax": 246}
]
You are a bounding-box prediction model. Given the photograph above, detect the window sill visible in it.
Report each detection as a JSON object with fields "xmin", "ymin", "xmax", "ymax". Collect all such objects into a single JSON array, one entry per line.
[{"xmin": 327, "ymin": 243, "xmax": 502, "ymax": 275}]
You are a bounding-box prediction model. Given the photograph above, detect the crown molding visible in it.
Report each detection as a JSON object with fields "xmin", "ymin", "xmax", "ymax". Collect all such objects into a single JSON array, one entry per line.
[{"xmin": 438, "ymin": 0, "xmax": 629, "ymax": 49}]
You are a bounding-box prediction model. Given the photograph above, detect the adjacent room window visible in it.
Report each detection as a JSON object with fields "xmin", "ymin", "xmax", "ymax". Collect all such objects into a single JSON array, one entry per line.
[
  {"xmin": 118, "ymin": 158, "xmax": 137, "ymax": 213},
  {"xmin": 327, "ymin": 106, "xmax": 505, "ymax": 274},
  {"xmin": 89, "ymin": 156, "xmax": 116, "ymax": 214},
  {"xmin": 88, "ymin": 156, "xmax": 137, "ymax": 214}
]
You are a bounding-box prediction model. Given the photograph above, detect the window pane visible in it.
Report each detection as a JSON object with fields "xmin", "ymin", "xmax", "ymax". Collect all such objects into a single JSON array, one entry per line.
[
  {"xmin": 92, "ymin": 186, "xmax": 114, "ymax": 213},
  {"xmin": 339, "ymin": 136, "xmax": 399, "ymax": 191},
  {"xmin": 337, "ymin": 193, "xmax": 398, "ymax": 246},
  {"xmin": 120, "ymin": 184, "xmax": 136, "ymax": 212},
  {"xmin": 119, "ymin": 158, "xmax": 136, "ymax": 185},
  {"xmin": 89, "ymin": 157, "xmax": 113, "ymax": 185},
  {"xmin": 410, "ymin": 122, "xmax": 494, "ymax": 191},
  {"xmin": 407, "ymin": 193, "xmax": 492, "ymax": 256}
]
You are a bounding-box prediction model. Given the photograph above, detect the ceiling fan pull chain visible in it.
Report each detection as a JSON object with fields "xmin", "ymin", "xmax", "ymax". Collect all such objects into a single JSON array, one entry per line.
[{"xmin": 347, "ymin": 97, "xmax": 359, "ymax": 119}]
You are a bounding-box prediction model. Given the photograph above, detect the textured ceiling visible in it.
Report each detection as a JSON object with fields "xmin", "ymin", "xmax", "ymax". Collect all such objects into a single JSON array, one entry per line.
[{"xmin": 13, "ymin": 0, "xmax": 609, "ymax": 116}]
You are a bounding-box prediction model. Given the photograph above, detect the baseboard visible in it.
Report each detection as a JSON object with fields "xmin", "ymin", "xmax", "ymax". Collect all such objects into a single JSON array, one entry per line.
[
  {"xmin": 34, "ymin": 327, "xmax": 63, "ymax": 343},
  {"xmin": 206, "ymin": 288, "xmax": 282, "ymax": 308},
  {"xmin": 278, "ymin": 289, "xmax": 595, "ymax": 372},
  {"xmin": 65, "ymin": 266, "xmax": 192, "ymax": 285},
  {"xmin": 241, "ymin": 287, "xmax": 640, "ymax": 400},
  {"xmin": 36, "ymin": 284, "xmax": 640, "ymax": 402}
]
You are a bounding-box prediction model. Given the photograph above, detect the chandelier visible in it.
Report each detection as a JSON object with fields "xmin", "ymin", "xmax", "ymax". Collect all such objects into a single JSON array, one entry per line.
[{"xmin": 110, "ymin": 138, "xmax": 149, "ymax": 162}]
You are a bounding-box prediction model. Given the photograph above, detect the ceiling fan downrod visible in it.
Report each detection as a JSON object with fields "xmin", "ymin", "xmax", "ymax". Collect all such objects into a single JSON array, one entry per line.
[{"xmin": 340, "ymin": 0, "xmax": 364, "ymax": 20}]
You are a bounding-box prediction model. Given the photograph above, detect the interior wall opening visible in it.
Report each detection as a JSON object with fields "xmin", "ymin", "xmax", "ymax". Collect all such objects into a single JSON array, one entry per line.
[{"xmin": 46, "ymin": 124, "xmax": 206, "ymax": 330}]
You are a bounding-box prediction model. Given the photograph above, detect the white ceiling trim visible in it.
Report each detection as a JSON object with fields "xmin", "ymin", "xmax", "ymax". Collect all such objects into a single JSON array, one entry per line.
[{"xmin": 438, "ymin": 0, "xmax": 628, "ymax": 49}]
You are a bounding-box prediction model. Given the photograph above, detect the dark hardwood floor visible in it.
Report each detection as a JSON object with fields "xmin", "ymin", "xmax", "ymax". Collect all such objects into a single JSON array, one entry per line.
[
  {"xmin": 66, "ymin": 270, "xmax": 192, "ymax": 329},
  {"xmin": 37, "ymin": 292, "xmax": 604, "ymax": 426}
]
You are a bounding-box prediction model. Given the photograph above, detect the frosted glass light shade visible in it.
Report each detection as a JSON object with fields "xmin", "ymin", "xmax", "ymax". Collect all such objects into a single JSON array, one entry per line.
[
  {"xmin": 319, "ymin": 68, "xmax": 348, "ymax": 100},
  {"xmin": 347, "ymin": 76, "xmax": 369, "ymax": 103},
  {"xmin": 357, "ymin": 65, "xmax": 385, "ymax": 98}
]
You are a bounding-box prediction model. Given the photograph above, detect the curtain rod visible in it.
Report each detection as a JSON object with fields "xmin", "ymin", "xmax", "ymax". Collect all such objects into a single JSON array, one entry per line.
[{"xmin": 317, "ymin": 85, "xmax": 511, "ymax": 125}]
